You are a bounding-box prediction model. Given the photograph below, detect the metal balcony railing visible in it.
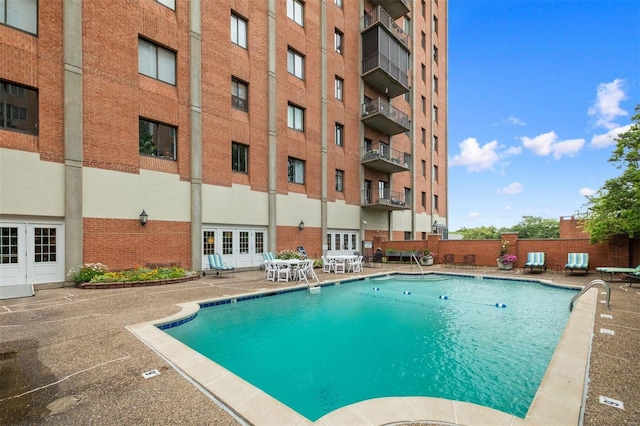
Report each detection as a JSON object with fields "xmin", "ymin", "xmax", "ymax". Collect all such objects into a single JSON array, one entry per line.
[
  {"xmin": 362, "ymin": 188, "xmax": 410, "ymax": 210},
  {"xmin": 361, "ymin": 52, "xmax": 409, "ymax": 90},
  {"xmin": 361, "ymin": 97, "xmax": 410, "ymax": 135},
  {"xmin": 361, "ymin": 144, "xmax": 410, "ymax": 174},
  {"xmin": 361, "ymin": 6, "xmax": 409, "ymax": 49}
]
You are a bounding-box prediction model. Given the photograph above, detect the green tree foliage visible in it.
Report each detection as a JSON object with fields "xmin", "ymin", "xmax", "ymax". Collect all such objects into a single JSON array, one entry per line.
[
  {"xmin": 583, "ymin": 104, "xmax": 640, "ymax": 243},
  {"xmin": 453, "ymin": 216, "xmax": 559, "ymax": 239}
]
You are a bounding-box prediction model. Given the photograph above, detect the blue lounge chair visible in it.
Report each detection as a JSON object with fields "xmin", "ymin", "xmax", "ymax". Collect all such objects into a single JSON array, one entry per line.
[
  {"xmin": 524, "ymin": 252, "xmax": 546, "ymax": 272},
  {"xmin": 206, "ymin": 254, "xmax": 235, "ymax": 277},
  {"xmin": 565, "ymin": 253, "xmax": 589, "ymax": 275},
  {"xmin": 596, "ymin": 264, "xmax": 640, "ymax": 281}
]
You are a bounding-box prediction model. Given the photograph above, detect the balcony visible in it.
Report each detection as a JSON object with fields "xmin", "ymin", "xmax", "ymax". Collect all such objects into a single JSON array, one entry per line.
[
  {"xmin": 361, "ymin": 98, "xmax": 410, "ymax": 136},
  {"xmin": 361, "ymin": 52, "xmax": 409, "ymax": 98},
  {"xmin": 362, "ymin": 6, "xmax": 409, "ymax": 49},
  {"xmin": 362, "ymin": 188, "xmax": 410, "ymax": 211},
  {"xmin": 361, "ymin": 144, "xmax": 410, "ymax": 174},
  {"xmin": 368, "ymin": 0, "xmax": 410, "ymax": 20}
]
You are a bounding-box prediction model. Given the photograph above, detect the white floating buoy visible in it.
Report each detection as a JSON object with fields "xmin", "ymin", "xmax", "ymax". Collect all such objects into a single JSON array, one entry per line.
[
  {"xmin": 373, "ymin": 287, "xmax": 380, "ymax": 291},
  {"xmin": 439, "ymin": 295, "xmax": 448, "ymax": 300},
  {"xmin": 495, "ymin": 303, "xmax": 507, "ymax": 308},
  {"xmin": 403, "ymin": 290, "xmax": 411, "ymax": 295}
]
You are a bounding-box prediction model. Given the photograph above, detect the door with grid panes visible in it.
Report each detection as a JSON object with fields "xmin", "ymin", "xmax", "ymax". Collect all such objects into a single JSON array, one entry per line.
[{"xmin": 326, "ymin": 230, "xmax": 359, "ymax": 256}]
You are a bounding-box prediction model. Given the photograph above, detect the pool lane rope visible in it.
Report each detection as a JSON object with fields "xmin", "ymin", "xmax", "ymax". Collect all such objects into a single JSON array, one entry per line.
[{"xmin": 371, "ymin": 287, "xmax": 507, "ymax": 308}]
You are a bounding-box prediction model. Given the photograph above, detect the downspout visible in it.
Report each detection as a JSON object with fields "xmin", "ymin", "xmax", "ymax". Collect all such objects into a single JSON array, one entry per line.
[{"xmin": 267, "ymin": 0, "xmax": 278, "ymax": 252}]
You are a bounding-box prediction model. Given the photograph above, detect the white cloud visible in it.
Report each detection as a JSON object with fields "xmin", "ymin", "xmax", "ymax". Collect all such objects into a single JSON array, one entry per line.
[
  {"xmin": 580, "ymin": 187, "xmax": 597, "ymax": 197},
  {"xmin": 588, "ymin": 79, "xmax": 628, "ymax": 129},
  {"xmin": 498, "ymin": 182, "xmax": 523, "ymax": 195},
  {"xmin": 449, "ymin": 137, "xmax": 500, "ymax": 172},
  {"xmin": 520, "ymin": 131, "xmax": 585, "ymax": 159},
  {"xmin": 467, "ymin": 212, "xmax": 481, "ymax": 219},
  {"xmin": 504, "ymin": 115, "xmax": 526, "ymax": 126},
  {"xmin": 590, "ymin": 124, "xmax": 632, "ymax": 148},
  {"xmin": 504, "ymin": 205, "xmax": 512, "ymax": 211}
]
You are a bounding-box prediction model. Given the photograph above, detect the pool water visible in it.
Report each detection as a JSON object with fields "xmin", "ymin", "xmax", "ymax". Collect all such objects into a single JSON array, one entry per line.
[{"xmin": 165, "ymin": 275, "xmax": 575, "ymax": 421}]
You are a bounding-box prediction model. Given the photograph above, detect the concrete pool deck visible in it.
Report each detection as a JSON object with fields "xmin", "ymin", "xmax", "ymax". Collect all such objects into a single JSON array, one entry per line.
[{"xmin": 1, "ymin": 264, "xmax": 638, "ymax": 425}]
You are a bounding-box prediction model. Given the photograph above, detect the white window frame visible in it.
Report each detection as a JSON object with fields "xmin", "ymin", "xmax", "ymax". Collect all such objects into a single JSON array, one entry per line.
[
  {"xmin": 231, "ymin": 13, "xmax": 247, "ymax": 48},
  {"xmin": 287, "ymin": 0, "xmax": 304, "ymax": 26},
  {"xmin": 335, "ymin": 170, "xmax": 344, "ymax": 192},
  {"xmin": 335, "ymin": 76, "xmax": 343, "ymax": 101},
  {"xmin": 287, "ymin": 48, "xmax": 304, "ymax": 79},
  {"xmin": 335, "ymin": 123, "xmax": 344, "ymax": 146},
  {"xmin": 138, "ymin": 38, "xmax": 176, "ymax": 85},
  {"xmin": 287, "ymin": 103, "xmax": 304, "ymax": 131},
  {"xmin": 334, "ymin": 29, "xmax": 343, "ymax": 54}
]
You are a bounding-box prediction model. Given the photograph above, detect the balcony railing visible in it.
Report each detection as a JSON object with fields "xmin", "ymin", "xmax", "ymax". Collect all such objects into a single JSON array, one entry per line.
[
  {"xmin": 361, "ymin": 52, "xmax": 409, "ymax": 98},
  {"xmin": 368, "ymin": 0, "xmax": 410, "ymax": 20},
  {"xmin": 361, "ymin": 97, "xmax": 410, "ymax": 135},
  {"xmin": 361, "ymin": 6, "xmax": 409, "ymax": 49},
  {"xmin": 361, "ymin": 144, "xmax": 410, "ymax": 174},
  {"xmin": 362, "ymin": 188, "xmax": 410, "ymax": 211}
]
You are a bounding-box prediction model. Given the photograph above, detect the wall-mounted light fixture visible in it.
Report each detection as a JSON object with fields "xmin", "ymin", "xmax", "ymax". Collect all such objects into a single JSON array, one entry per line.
[
  {"xmin": 298, "ymin": 220, "xmax": 305, "ymax": 231},
  {"xmin": 140, "ymin": 209, "xmax": 149, "ymax": 226},
  {"xmin": 432, "ymin": 220, "xmax": 438, "ymax": 234}
]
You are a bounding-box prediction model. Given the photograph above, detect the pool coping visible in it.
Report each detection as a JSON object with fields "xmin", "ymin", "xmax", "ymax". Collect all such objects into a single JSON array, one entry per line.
[{"xmin": 126, "ymin": 273, "xmax": 597, "ymax": 426}]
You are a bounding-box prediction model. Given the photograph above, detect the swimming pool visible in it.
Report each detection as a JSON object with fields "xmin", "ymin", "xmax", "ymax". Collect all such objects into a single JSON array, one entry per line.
[{"xmin": 161, "ymin": 274, "xmax": 576, "ymax": 421}]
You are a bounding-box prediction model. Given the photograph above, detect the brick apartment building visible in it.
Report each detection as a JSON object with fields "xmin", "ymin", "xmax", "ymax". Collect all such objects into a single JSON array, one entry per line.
[{"xmin": 0, "ymin": 0, "xmax": 447, "ymax": 298}]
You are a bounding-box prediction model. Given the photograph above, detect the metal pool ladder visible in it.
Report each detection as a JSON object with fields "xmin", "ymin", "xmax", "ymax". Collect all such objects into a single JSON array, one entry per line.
[
  {"xmin": 569, "ymin": 279, "xmax": 610, "ymax": 311},
  {"xmin": 411, "ymin": 254, "xmax": 425, "ymax": 277}
]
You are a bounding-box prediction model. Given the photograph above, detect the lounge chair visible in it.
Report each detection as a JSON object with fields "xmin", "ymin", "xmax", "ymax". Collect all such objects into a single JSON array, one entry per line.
[
  {"xmin": 524, "ymin": 252, "xmax": 546, "ymax": 272},
  {"xmin": 565, "ymin": 253, "xmax": 589, "ymax": 275},
  {"xmin": 206, "ymin": 254, "xmax": 235, "ymax": 277},
  {"xmin": 596, "ymin": 264, "xmax": 640, "ymax": 281},
  {"xmin": 622, "ymin": 272, "xmax": 640, "ymax": 287}
]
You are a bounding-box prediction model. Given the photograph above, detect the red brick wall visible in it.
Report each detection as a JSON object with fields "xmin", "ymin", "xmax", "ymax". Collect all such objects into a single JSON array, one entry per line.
[{"xmin": 83, "ymin": 218, "xmax": 191, "ymax": 271}]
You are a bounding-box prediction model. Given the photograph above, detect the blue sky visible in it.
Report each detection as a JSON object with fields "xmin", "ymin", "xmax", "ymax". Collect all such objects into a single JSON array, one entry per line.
[{"xmin": 446, "ymin": 0, "xmax": 640, "ymax": 231}]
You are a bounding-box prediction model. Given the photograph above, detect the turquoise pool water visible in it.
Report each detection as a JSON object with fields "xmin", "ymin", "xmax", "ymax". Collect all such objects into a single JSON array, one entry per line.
[{"xmin": 165, "ymin": 274, "xmax": 575, "ymax": 421}]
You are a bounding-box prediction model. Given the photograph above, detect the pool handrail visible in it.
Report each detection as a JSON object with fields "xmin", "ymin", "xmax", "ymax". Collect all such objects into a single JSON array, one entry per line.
[{"xmin": 569, "ymin": 279, "xmax": 609, "ymax": 311}]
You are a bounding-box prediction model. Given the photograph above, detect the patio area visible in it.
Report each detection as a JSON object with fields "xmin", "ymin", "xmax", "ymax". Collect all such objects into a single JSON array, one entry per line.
[{"xmin": 0, "ymin": 263, "xmax": 638, "ymax": 425}]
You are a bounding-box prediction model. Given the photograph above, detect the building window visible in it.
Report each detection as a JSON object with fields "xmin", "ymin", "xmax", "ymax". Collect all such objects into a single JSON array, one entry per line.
[
  {"xmin": 0, "ymin": 227, "xmax": 18, "ymax": 264},
  {"xmin": 404, "ymin": 187, "xmax": 411, "ymax": 205},
  {"xmin": 335, "ymin": 123, "xmax": 344, "ymax": 146},
  {"xmin": 231, "ymin": 13, "xmax": 247, "ymax": 48},
  {"xmin": 287, "ymin": 0, "xmax": 304, "ymax": 26},
  {"xmin": 138, "ymin": 38, "xmax": 176, "ymax": 85},
  {"xmin": 335, "ymin": 0, "xmax": 343, "ymax": 8},
  {"xmin": 404, "ymin": 231, "xmax": 411, "ymax": 241},
  {"xmin": 232, "ymin": 142, "xmax": 248, "ymax": 173},
  {"xmin": 421, "ymin": 64, "xmax": 426, "ymax": 82},
  {"xmin": 421, "ymin": 31, "xmax": 426, "ymax": 50},
  {"xmin": 222, "ymin": 231, "xmax": 233, "ymax": 255},
  {"xmin": 203, "ymin": 231, "xmax": 216, "ymax": 255},
  {"xmin": 34, "ymin": 228, "xmax": 56, "ymax": 262},
  {"xmin": 139, "ymin": 118, "xmax": 177, "ymax": 160},
  {"xmin": 433, "ymin": 45, "xmax": 438, "ymax": 63},
  {"xmin": 335, "ymin": 29, "xmax": 343, "ymax": 54},
  {"xmin": 433, "ymin": 15, "xmax": 438, "ymax": 33},
  {"xmin": 404, "ymin": 88, "xmax": 411, "ymax": 103},
  {"xmin": 287, "ymin": 103, "xmax": 304, "ymax": 131},
  {"xmin": 335, "ymin": 170, "xmax": 344, "ymax": 192},
  {"xmin": 1, "ymin": 0, "xmax": 37, "ymax": 34},
  {"xmin": 433, "ymin": 165, "xmax": 438, "ymax": 181},
  {"xmin": 335, "ymin": 76, "xmax": 343, "ymax": 100},
  {"xmin": 433, "ymin": 105, "xmax": 438, "ymax": 122},
  {"xmin": 422, "ymin": 0, "xmax": 426, "ymax": 18},
  {"xmin": 421, "ymin": 160, "xmax": 426, "ymax": 176},
  {"xmin": 433, "ymin": 194, "xmax": 439, "ymax": 210},
  {"xmin": 421, "ymin": 191, "xmax": 426, "ymax": 208},
  {"xmin": 254, "ymin": 231, "xmax": 265, "ymax": 254},
  {"xmin": 0, "ymin": 81, "xmax": 38, "ymax": 135},
  {"xmin": 364, "ymin": 179, "xmax": 372, "ymax": 203},
  {"xmin": 288, "ymin": 157, "xmax": 305, "ymax": 184},
  {"xmin": 421, "ymin": 96, "xmax": 426, "ymax": 114},
  {"xmin": 156, "ymin": 0, "xmax": 175, "ymax": 9},
  {"xmin": 421, "ymin": 127, "xmax": 426, "ymax": 145},
  {"xmin": 433, "ymin": 135, "xmax": 438, "ymax": 152},
  {"xmin": 433, "ymin": 75, "xmax": 438, "ymax": 93},
  {"xmin": 287, "ymin": 48, "xmax": 305, "ymax": 79},
  {"xmin": 403, "ymin": 17, "xmax": 411, "ymax": 35},
  {"xmin": 231, "ymin": 78, "xmax": 248, "ymax": 111}
]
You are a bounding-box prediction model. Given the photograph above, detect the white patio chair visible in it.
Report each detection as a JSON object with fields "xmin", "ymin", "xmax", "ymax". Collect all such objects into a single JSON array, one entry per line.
[
  {"xmin": 333, "ymin": 258, "xmax": 346, "ymax": 274},
  {"xmin": 276, "ymin": 262, "xmax": 291, "ymax": 282},
  {"xmin": 348, "ymin": 255, "xmax": 363, "ymax": 273},
  {"xmin": 264, "ymin": 261, "xmax": 277, "ymax": 281},
  {"xmin": 322, "ymin": 256, "xmax": 335, "ymax": 273}
]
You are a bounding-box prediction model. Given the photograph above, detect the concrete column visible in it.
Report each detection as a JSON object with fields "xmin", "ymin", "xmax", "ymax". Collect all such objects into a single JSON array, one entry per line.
[
  {"xmin": 63, "ymin": 0, "xmax": 83, "ymax": 285},
  {"xmin": 190, "ymin": 1, "xmax": 203, "ymax": 271},
  {"xmin": 267, "ymin": 0, "xmax": 278, "ymax": 252}
]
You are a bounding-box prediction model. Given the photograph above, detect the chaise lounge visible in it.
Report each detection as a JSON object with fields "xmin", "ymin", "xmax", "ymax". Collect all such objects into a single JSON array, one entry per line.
[
  {"xmin": 596, "ymin": 264, "xmax": 640, "ymax": 281},
  {"xmin": 565, "ymin": 253, "xmax": 589, "ymax": 275},
  {"xmin": 524, "ymin": 252, "xmax": 546, "ymax": 273},
  {"xmin": 206, "ymin": 254, "xmax": 235, "ymax": 277}
]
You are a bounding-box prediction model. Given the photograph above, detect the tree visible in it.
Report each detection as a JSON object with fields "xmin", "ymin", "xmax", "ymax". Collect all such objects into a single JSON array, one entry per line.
[
  {"xmin": 509, "ymin": 216, "xmax": 559, "ymax": 239},
  {"xmin": 455, "ymin": 226, "xmax": 502, "ymax": 240},
  {"xmin": 583, "ymin": 104, "xmax": 640, "ymax": 243}
]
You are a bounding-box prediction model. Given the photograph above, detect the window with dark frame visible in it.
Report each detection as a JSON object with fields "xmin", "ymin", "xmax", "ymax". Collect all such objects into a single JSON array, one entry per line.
[
  {"xmin": 287, "ymin": 48, "xmax": 305, "ymax": 79},
  {"xmin": 421, "ymin": 191, "xmax": 426, "ymax": 208},
  {"xmin": 232, "ymin": 142, "xmax": 248, "ymax": 173},
  {"xmin": 288, "ymin": 157, "xmax": 305, "ymax": 184},
  {"xmin": 335, "ymin": 169, "xmax": 344, "ymax": 192},
  {"xmin": 0, "ymin": 0, "xmax": 37, "ymax": 34},
  {"xmin": 231, "ymin": 13, "xmax": 247, "ymax": 48},
  {"xmin": 138, "ymin": 38, "xmax": 176, "ymax": 85},
  {"xmin": 231, "ymin": 77, "xmax": 248, "ymax": 111},
  {"xmin": 335, "ymin": 123, "xmax": 344, "ymax": 146},
  {"xmin": 287, "ymin": 103, "xmax": 304, "ymax": 131},
  {"xmin": 287, "ymin": 0, "xmax": 304, "ymax": 26},
  {"xmin": 335, "ymin": 28, "xmax": 343, "ymax": 54},
  {"xmin": 0, "ymin": 81, "xmax": 39, "ymax": 135},
  {"xmin": 335, "ymin": 76, "xmax": 343, "ymax": 100},
  {"xmin": 139, "ymin": 118, "xmax": 177, "ymax": 160}
]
